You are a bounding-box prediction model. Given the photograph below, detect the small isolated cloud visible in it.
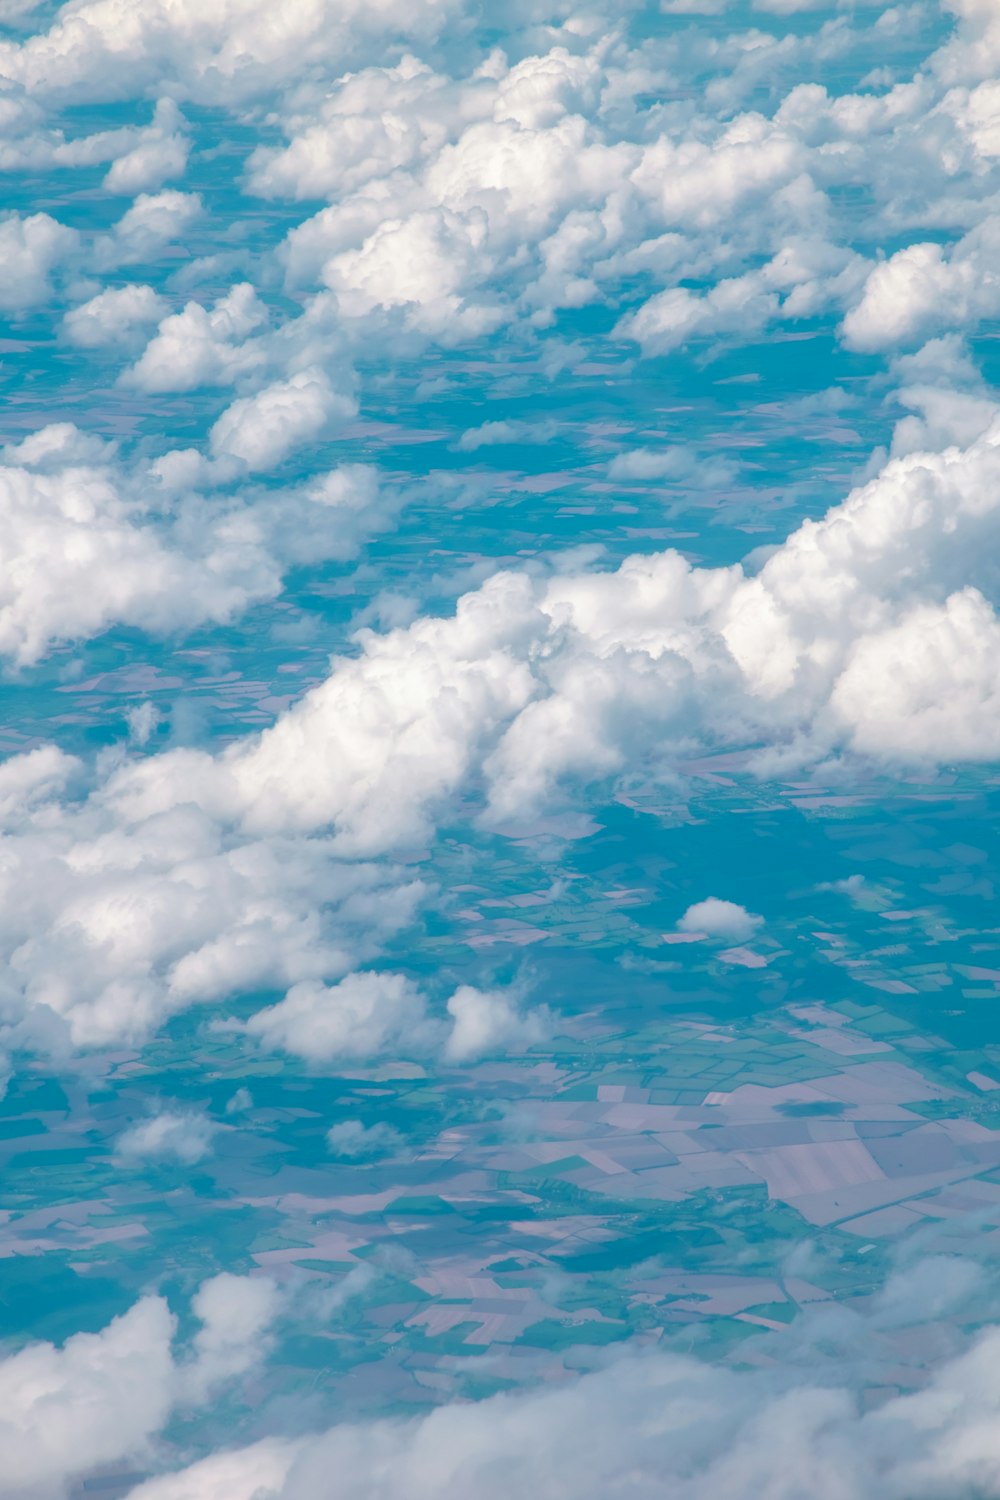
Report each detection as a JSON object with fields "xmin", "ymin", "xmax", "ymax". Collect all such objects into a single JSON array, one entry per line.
[
  {"xmin": 326, "ymin": 1118, "xmax": 403, "ymax": 1158},
  {"xmin": 816, "ymin": 874, "xmax": 867, "ymax": 897},
  {"xmin": 444, "ymin": 984, "xmax": 550, "ymax": 1063},
  {"xmin": 677, "ymin": 898, "xmax": 763, "ymax": 942},
  {"xmin": 456, "ymin": 419, "xmax": 558, "ymax": 452},
  {"xmin": 96, "ymin": 190, "xmax": 202, "ymax": 269},
  {"xmin": 115, "ymin": 1110, "xmax": 218, "ymax": 1165},
  {"xmin": 244, "ymin": 971, "xmax": 435, "ymax": 1063},
  {"xmin": 126, "ymin": 701, "xmax": 159, "ymax": 747},
  {"xmin": 209, "ymin": 367, "xmax": 356, "ymax": 472},
  {"xmin": 0, "ymin": 210, "xmax": 77, "ymax": 312},
  {"xmin": 608, "ymin": 445, "xmax": 738, "ymax": 486},
  {"xmin": 62, "ymin": 283, "xmax": 167, "ymax": 348}
]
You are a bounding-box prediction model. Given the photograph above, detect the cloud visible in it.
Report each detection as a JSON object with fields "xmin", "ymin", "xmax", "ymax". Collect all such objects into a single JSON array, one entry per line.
[
  {"xmin": 62, "ymin": 283, "xmax": 168, "ymax": 348},
  {"xmin": 181, "ymin": 1273, "xmax": 282, "ymax": 1401},
  {"xmin": 81, "ymin": 411, "xmax": 1000, "ymax": 872},
  {"xmin": 326, "ymin": 1118, "xmax": 404, "ymax": 1157},
  {"xmin": 96, "ymin": 190, "xmax": 202, "ymax": 269},
  {"xmin": 102, "ymin": 98, "xmax": 190, "ymax": 195},
  {"xmin": 607, "ymin": 446, "xmax": 739, "ymax": 486},
  {"xmin": 114, "ymin": 1316, "xmax": 1000, "ymax": 1500},
  {"xmin": 115, "ymin": 1110, "xmax": 219, "ymax": 1165},
  {"xmin": 677, "ymin": 898, "xmax": 763, "ymax": 942},
  {"xmin": 0, "ymin": 0, "xmax": 466, "ymax": 104},
  {"xmin": 118, "ymin": 1443, "xmax": 297, "ymax": 1500},
  {"xmin": 0, "ymin": 765, "xmax": 425, "ymax": 1053},
  {"xmin": 0, "ymin": 446, "xmax": 261, "ymax": 666},
  {"xmin": 0, "ymin": 431, "xmax": 393, "ymax": 664},
  {"xmin": 0, "ymin": 1296, "xmax": 177, "ymax": 1500},
  {"xmin": 238, "ymin": 972, "xmax": 547, "ymax": 1068},
  {"xmin": 123, "ymin": 284, "xmax": 268, "ymax": 392},
  {"xmin": 242, "ymin": 970, "xmax": 436, "ymax": 1062},
  {"xmin": 444, "ymin": 983, "xmax": 550, "ymax": 1062},
  {"xmin": 322, "ymin": 208, "xmax": 504, "ymax": 339},
  {"xmin": 244, "ymin": 54, "xmax": 461, "ymax": 200},
  {"xmin": 0, "ymin": 211, "xmax": 77, "ymax": 311},
  {"xmin": 456, "ymin": 419, "xmax": 559, "ymax": 451},
  {"xmin": 0, "ymin": 1274, "xmax": 278, "ymax": 1499},
  {"xmin": 841, "ymin": 221, "xmax": 1000, "ymax": 352},
  {"xmin": 209, "ymin": 368, "xmax": 356, "ymax": 471}
]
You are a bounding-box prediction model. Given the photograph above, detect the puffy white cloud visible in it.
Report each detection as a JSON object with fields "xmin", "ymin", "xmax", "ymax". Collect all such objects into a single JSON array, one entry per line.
[
  {"xmin": 456, "ymin": 418, "xmax": 558, "ymax": 451},
  {"xmin": 933, "ymin": 0, "xmax": 1000, "ymax": 88},
  {"xmin": 120, "ymin": 1443, "xmax": 297, "ymax": 1500},
  {"xmin": 0, "ymin": 211, "xmax": 77, "ymax": 311},
  {"xmin": 677, "ymin": 898, "xmax": 763, "ymax": 942},
  {"xmin": 0, "ymin": 744, "xmax": 79, "ymax": 825},
  {"xmin": 240, "ymin": 971, "xmax": 547, "ymax": 1068},
  {"xmin": 0, "ymin": 444, "xmax": 272, "ymax": 665},
  {"xmin": 619, "ymin": 270, "xmax": 779, "ymax": 356},
  {"xmin": 608, "ymin": 445, "xmax": 739, "ymax": 487},
  {"xmin": 243, "ymin": 971, "xmax": 435, "ymax": 1063},
  {"xmin": 444, "ymin": 983, "xmax": 550, "ymax": 1062},
  {"xmin": 181, "ymin": 1273, "xmax": 281, "ymax": 1401},
  {"xmin": 209, "ymin": 368, "xmax": 356, "ymax": 471},
  {"xmin": 93, "ymin": 410, "xmax": 1000, "ymax": 861},
  {"xmin": 0, "ymin": 1296, "xmax": 177, "ymax": 1500},
  {"xmin": 0, "ymin": 0, "xmax": 466, "ymax": 109},
  {"xmin": 0, "ymin": 762, "xmax": 425, "ymax": 1052},
  {"xmin": 245, "ymin": 54, "xmax": 472, "ymax": 200},
  {"xmin": 62, "ymin": 283, "xmax": 168, "ymax": 348},
  {"xmin": 0, "ymin": 432, "xmax": 394, "ymax": 665},
  {"xmin": 115, "ymin": 1109, "xmax": 218, "ymax": 1165},
  {"xmin": 96, "ymin": 190, "xmax": 202, "ymax": 269},
  {"xmin": 102, "ymin": 98, "xmax": 190, "ymax": 195},
  {"xmin": 124, "ymin": 284, "xmax": 268, "ymax": 392},
  {"xmin": 0, "ymin": 1273, "xmax": 277, "ymax": 1500},
  {"xmin": 842, "ymin": 218, "xmax": 1000, "ymax": 352},
  {"xmin": 630, "ymin": 111, "xmax": 805, "ymax": 232},
  {"xmin": 322, "ymin": 208, "xmax": 504, "ymax": 339},
  {"xmin": 621, "ymin": 238, "xmax": 866, "ymax": 356},
  {"xmin": 263, "ymin": 31, "xmax": 920, "ymax": 354},
  {"xmin": 829, "ymin": 587, "xmax": 1000, "ymax": 761}
]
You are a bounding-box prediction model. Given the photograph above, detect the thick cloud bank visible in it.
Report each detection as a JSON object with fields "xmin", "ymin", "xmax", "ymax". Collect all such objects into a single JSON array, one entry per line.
[
  {"xmin": 107, "ymin": 412, "xmax": 1000, "ymax": 853},
  {"xmin": 2, "ymin": 412, "xmax": 1000, "ymax": 1054},
  {"xmin": 117, "ymin": 1321, "xmax": 1000, "ymax": 1500}
]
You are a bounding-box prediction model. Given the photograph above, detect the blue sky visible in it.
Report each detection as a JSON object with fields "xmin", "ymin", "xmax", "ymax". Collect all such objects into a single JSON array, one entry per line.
[{"xmin": 4, "ymin": 1, "xmax": 1000, "ymax": 1496}]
